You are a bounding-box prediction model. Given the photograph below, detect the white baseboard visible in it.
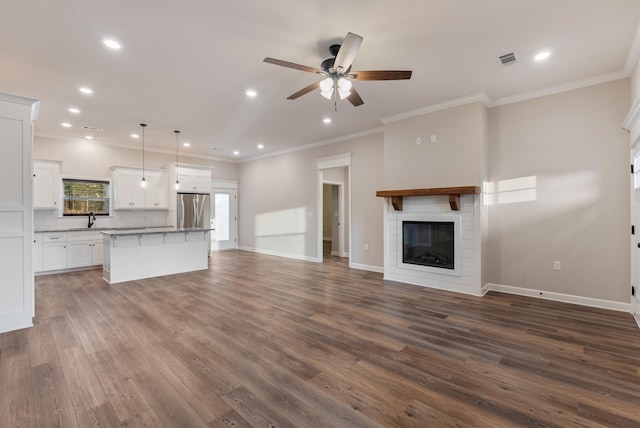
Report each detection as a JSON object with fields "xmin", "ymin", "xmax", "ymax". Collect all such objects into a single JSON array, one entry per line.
[
  {"xmin": 237, "ymin": 246, "xmax": 320, "ymax": 263},
  {"xmin": 350, "ymin": 263, "xmax": 384, "ymax": 273},
  {"xmin": 634, "ymin": 313, "xmax": 640, "ymax": 330},
  {"xmin": 485, "ymin": 283, "xmax": 631, "ymax": 313}
]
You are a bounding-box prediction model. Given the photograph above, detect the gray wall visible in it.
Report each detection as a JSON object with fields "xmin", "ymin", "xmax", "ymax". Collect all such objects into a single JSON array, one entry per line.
[{"xmin": 487, "ymin": 79, "xmax": 630, "ymax": 302}]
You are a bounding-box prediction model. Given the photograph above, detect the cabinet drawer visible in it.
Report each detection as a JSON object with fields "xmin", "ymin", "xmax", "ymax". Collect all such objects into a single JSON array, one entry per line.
[
  {"xmin": 43, "ymin": 233, "xmax": 66, "ymax": 243},
  {"xmin": 67, "ymin": 232, "xmax": 103, "ymax": 242}
]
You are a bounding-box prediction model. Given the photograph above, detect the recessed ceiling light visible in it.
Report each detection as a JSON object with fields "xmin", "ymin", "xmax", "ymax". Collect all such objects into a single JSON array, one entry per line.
[
  {"xmin": 183, "ymin": 142, "xmax": 191, "ymax": 147},
  {"xmin": 534, "ymin": 51, "xmax": 551, "ymax": 61},
  {"xmin": 85, "ymin": 135, "xmax": 94, "ymax": 140},
  {"xmin": 79, "ymin": 87, "xmax": 93, "ymax": 94},
  {"xmin": 257, "ymin": 144, "xmax": 264, "ymax": 149},
  {"xmin": 103, "ymin": 39, "xmax": 121, "ymax": 50},
  {"xmin": 233, "ymin": 150, "xmax": 240, "ymax": 156},
  {"xmin": 68, "ymin": 107, "xmax": 80, "ymax": 114},
  {"xmin": 245, "ymin": 89, "xmax": 257, "ymax": 97},
  {"xmin": 131, "ymin": 133, "xmax": 139, "ymax": 139},
  {"xmin": 61, "ymin": 122, "xmax": 72, "ymax": 128},
  {"xmin": 323, "ymin": 118, "xmax": 332, "ymax": 124}
]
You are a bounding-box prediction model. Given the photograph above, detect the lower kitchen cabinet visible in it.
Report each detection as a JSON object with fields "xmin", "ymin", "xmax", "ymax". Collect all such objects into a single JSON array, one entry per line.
[{"xmin": 36, "ymin": 231, "xmax": 105, "ymax": 273}]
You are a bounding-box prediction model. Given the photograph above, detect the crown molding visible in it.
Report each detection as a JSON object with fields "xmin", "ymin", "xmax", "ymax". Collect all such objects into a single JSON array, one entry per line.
[
  {"xmin": 380, "ymin": 93, "xmax": 491, "ymax": 124},
  {"xmin": 240, "ymin": 127, "xmax": 383, "ymax": 163},
  {"xmin": 491, "ymin": 69, "xmax": 630, "ymax": 107},
  {"xmin": 624, "ymin": 99, "xmax": 640, "ymax": 132}
]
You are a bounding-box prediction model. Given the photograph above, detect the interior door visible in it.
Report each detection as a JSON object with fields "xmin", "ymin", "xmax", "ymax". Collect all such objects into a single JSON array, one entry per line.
[
  {"xmin": 633, "ymin": 150, "xmax": 640, "ymax": 318},
  {"xmin": 211, "ymin": 188, "xmax": 237, "ymax": 251}
]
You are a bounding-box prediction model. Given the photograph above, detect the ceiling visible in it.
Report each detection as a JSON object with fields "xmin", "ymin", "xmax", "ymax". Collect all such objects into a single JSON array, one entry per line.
[{"xmin": 2, "ymin": 1, "xmax": 640, "ymax": 161}]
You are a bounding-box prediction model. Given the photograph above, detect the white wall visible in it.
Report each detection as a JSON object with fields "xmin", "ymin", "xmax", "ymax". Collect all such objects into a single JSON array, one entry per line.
[
  {"xmin": 487, "ymin": 79, "xmax": 631, "ymax": 303},
  {"xmin": 33, "ymin": 136, "xmax": 239, "ymax": 230},
  {"xmin": 238, "ymin": 132, "xmax": 384, "ymax": 268},
  {"xmin": 632, "ymin": 53, "xmax": 640, "ymax": 103}
]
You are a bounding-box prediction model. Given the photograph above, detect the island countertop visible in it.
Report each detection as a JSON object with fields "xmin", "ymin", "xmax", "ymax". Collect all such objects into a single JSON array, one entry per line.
[{"xmin": 101, "ymin": 227, "xmax": 213, "ymax": 236}]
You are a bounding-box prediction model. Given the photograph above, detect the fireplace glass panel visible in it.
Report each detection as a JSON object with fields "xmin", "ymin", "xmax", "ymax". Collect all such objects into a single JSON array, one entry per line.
[{"xmin": 402, "ymin": 221, "xmax": 454, "ymax": 269}]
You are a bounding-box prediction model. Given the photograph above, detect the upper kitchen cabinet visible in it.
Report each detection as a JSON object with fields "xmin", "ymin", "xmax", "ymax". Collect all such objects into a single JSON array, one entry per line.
[
  {"xmin": 33, "ymin": 160, "xmax": 60, "ymax": 209},
  {"xmin": 112, "ymin": 167, "xmax": 169, "ymax": 210},
  {"xmin": 171, "ymin": 164, "xmax": 211, "ymax": 194}
]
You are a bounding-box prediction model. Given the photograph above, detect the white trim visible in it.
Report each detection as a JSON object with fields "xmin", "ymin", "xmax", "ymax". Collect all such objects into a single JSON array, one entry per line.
[
  {"xmin": 323, "ymin": 180, "xmax": 346, "ymax": 258},
  {"xmin": 624, "ymin": 19, "xmax": 640, "ymax": 75},
  {"xmin": 0, "ymin": 313, "xmax": 33, "ymax": 334},
  {"xmin": 381, "ymin": 93, "xmax": 491, "ymax": 124},
  {"xmin": 316, "ymin": 153, "xmax": 352, "ymax": 170},
  {"xmin": 211, "ymin": 179, "xmax": 238, "ymax": 190},
  {"xmin": 485, "ymin": 283, "xmax": 631, "ymax": 313},
  {"xmin": 238, "ymin": 246, "xmax": 319, "ymax": 263},
  {"xmin": 242, "ymin": 128, "xmax": 382, "ymax": 163},
  {"xmin": 634, "ymin": 313, "xmax": 640, "ymax": 330},
  {"xmin": 491, "ymin": 70, "xmax": 628, "ymax": 107},
  {"xmin": 623, "ymin": 99, "xmax": 640, "ymax": 132},
  {"xmin": 349, "ymin": 263, "xmax": 384, "ymax": 273}
]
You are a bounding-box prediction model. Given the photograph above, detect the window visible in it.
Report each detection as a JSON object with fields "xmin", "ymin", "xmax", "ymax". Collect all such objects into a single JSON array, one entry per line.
[{"xmin": 63, "ymin": 178, "xmax": 110, "ymax": 216}]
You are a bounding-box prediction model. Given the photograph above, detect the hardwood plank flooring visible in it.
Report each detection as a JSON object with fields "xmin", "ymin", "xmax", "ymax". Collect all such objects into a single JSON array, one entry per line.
[{"xmin": 2, "ymin": 249, "xmax": 640, "ymax": 427}]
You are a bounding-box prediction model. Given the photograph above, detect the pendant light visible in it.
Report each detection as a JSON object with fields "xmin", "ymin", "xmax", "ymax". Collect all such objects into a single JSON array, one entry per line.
[
  {"xmin": 174, "ymin": 130, "xmax": 180, "ymax": 190},
  {"xmin": 139, "ymin": 123, "xmax": 147, "ymax": 188}
]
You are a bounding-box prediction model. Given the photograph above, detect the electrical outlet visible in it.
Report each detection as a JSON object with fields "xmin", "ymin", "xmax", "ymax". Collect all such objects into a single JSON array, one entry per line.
[
  {"xmin": 431, "ymin": 134, "xmax": 437, "ymax": 143},
  {"xmin": 553, "ymin": 261, "xmax": 561, "ymax": 271},
  {"xmin": 364, "ymin": 243, "xmax": 369, "ymax": 251},
  {"xmin": 416, "ymin": 137, "xmax": 421, "ymax": 145}
]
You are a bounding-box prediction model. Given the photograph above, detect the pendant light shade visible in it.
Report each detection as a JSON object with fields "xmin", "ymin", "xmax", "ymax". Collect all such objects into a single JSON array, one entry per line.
[
  {"xmin": 174, "ymin": 130, "xmax": 180, "ymax": 190},
  {"xmin": 140, "ymin": 123, "xmax": 147, "ymax": 188}
]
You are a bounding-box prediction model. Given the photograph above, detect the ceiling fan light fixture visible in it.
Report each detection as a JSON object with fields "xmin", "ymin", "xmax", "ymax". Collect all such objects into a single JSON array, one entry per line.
[
  {"xmin": 338, "ymin": 90, "xmax": 351, "ymax": 100},
  {"xmin": 338, "ymin": 77, "xmax": 352, "ymax": 92},
  {"xmin": 319, "ymin": 77, "xmax": 333, "ymax": 92},
  {"xmin": 320, "ymin": 90, "xmax": 333, "ymax": 100}
]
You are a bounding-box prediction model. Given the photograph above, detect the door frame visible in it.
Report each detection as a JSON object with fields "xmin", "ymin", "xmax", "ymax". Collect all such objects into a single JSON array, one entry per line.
[
  {"xmin": 323, "ymin": 180, "xmax": 346, "ymax": 257},
  {"xmin": 211, "ymin": 180, "xmax": 238, "ymax": 252},
  {"xmin": 316, "ymin": 153, "xmax": 351, "ymax": 263},
  {"xmin": 624, "ymin": 99, "xmax": 640, "ymax": 326}
]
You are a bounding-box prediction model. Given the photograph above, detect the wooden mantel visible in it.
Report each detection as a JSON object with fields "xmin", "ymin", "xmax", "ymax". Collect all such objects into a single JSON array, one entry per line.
[{"xmin": 376, "ymin": 186, "xmax": 481, "ymax": 211}]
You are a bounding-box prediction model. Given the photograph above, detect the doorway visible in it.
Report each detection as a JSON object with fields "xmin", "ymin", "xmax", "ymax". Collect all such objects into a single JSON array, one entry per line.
[
  {"xmin": 211, "ymin": 183, "xmax": 238, "ymax": 252},
  {"xmin": 316, "ymin": 154, "xmax": 351, "ymax": 263},
  {"xmin": 323, "ymin": 182, "xmax": 344, "ymax": 258}
]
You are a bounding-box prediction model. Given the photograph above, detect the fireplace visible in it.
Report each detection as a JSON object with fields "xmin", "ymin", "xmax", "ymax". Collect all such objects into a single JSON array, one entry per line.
[
  {"xmin": 403, "ymin": 221, "xmax": 455, "ymax": 269},
  {"xmin": 396, "ymin": 213, "xmax": 461, "ymax": 277}
]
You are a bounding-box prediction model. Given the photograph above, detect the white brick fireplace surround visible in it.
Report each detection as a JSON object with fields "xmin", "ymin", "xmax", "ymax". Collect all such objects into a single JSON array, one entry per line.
[{"xmin": 379, "ymin": 188, "xmax": 483, "ymax": 296}]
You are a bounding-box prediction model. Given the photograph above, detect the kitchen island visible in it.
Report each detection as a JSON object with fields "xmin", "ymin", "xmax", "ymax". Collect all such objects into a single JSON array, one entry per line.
[{"xmin": 102, "ymin": 227, "xmax": 211, "ymax": 284}]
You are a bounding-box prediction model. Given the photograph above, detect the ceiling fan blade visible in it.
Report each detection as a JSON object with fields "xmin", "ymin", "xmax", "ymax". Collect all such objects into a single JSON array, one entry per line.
[
  {"xmin": 347, "ymin": 87, "xmax": 364, "ymax": 107},
  {"xmin": 334, "ymin": 32, "xmax": 363, "ymax": 72},
  {"xmin": 263, "ymin": 57, "xmax": 322, "ymax": 74},
  {"xmin": 351, "ymin": 70, "xmax": 412, "ymax": 81},
  {"xmin": 287, "ymin": 81, "xmax": 321, "ymax": 100}
]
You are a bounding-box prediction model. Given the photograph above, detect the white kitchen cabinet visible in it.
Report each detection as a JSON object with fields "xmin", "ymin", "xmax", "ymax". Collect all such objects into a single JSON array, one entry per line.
[
  {"xmin": 0, "ymin": 92, "xmax": 38, "ymax": 334},
  {"xmin": 112, "ymin": 168, "xmax": 145, "ymax": 209},
  {"xmin": 177, "ymin": 167, "xmax": 211, "ymax": 193},
  {"xmin": 42, "ymin": 233, "xmax": 67, "ymax": 271},
  {"xmin": 33, "ymin": 234, "xmax": 43, "ymax": 273},
  {"xmin": 33, "ymin": 160, "xmax": 60, "ymax": 209},
  {"xmin": 112, "ymin": 167, "xmax": 169, "ymax": 209},
  {"xmin": 67, "ymin": 231, "xmax": 103, "ymax": 268},
  {"xmin": 144, "ymin": 171, "xmax": 169, "ymax": 208}
]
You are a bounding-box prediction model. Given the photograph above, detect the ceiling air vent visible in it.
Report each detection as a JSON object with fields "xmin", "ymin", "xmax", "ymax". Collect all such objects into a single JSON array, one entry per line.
[
  {"xmin": 81, "ymin": 125, "xmax": 104, "ymax": 131},
  {"xmin": 498, "ymin": 52, "xmax": 517, "ymax": 66}
]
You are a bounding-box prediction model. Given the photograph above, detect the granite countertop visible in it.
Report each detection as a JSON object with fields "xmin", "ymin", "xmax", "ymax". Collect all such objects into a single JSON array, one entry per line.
[
  {"xmin": 101, "ymin": 227, "xmax": 213, "ymax": 236},
  {"xmin": 35, "ymin": 226, "xmax": 175, "ymax": 233}
]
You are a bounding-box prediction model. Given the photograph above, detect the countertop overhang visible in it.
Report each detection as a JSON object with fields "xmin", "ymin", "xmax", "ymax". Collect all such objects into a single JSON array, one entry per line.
[{"xmin": 101, "ymin": 227, "xmax": 213, "ymax": 236}]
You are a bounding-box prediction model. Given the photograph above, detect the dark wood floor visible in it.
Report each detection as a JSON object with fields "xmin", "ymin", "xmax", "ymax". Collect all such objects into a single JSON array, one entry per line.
[{"xmin": 2, "ymin": 250, "xmax": 640, "ymax": 427}]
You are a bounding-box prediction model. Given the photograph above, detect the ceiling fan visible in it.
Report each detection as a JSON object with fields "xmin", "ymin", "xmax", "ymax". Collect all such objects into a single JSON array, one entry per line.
[{"xmin": 264, "ymin": 32, "xmax": 412, "ymax": 107}]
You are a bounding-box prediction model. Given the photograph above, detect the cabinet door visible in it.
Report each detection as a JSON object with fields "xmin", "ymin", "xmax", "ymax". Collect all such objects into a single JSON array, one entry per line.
[
  {"xmin": 67, "ymin": 240, "xmax": 92, "ymax": 268},
  {"xmin": 33, "ymin": 163, "xmax": 59, "ymax": 209},
  {"xmin": 194, "ymin": 171, "xmax": 211, "ymax": 193},
  {"xmin": 43, "ymin": 242, "xmax": 67, "ymax": 271},
  {"xmin": 178, "ymin": 172, "xmax": 195, "ymax": 192},
  {"xmin": 155, "ymin": 173, "xmax": 169, "ymax": 208},
  {"xmin": 112, "ymin": 171, "xmax": 133, "ymax": 209},
  {"xmin": 143, "ymin": 172, "xmax": 168, "ymax": 209},
  {"xmin": 91, "ymin": 239, "xmax": 104, "ymax": 266},
  {"xmin": 130, "ymin": 171, "xmax": 145, "ymax": 208},
  {"xmin": 33, "ymin": 235, "xmax": 43, "ymax": 273}
]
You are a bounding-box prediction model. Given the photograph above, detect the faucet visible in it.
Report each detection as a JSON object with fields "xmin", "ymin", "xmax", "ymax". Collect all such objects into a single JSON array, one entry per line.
[{"xmin": 88, "ymin": 212, "xmax": 96, "ymax": 228}]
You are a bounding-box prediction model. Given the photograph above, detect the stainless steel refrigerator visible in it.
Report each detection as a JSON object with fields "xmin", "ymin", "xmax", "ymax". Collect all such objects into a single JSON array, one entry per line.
[
  {"xmin": 177, "ymin": 193, "xmax": 211, "ymax": 229},
  {"xmin": 177, "ymin": 193, "xmax": 211, "ymax": 254}
]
